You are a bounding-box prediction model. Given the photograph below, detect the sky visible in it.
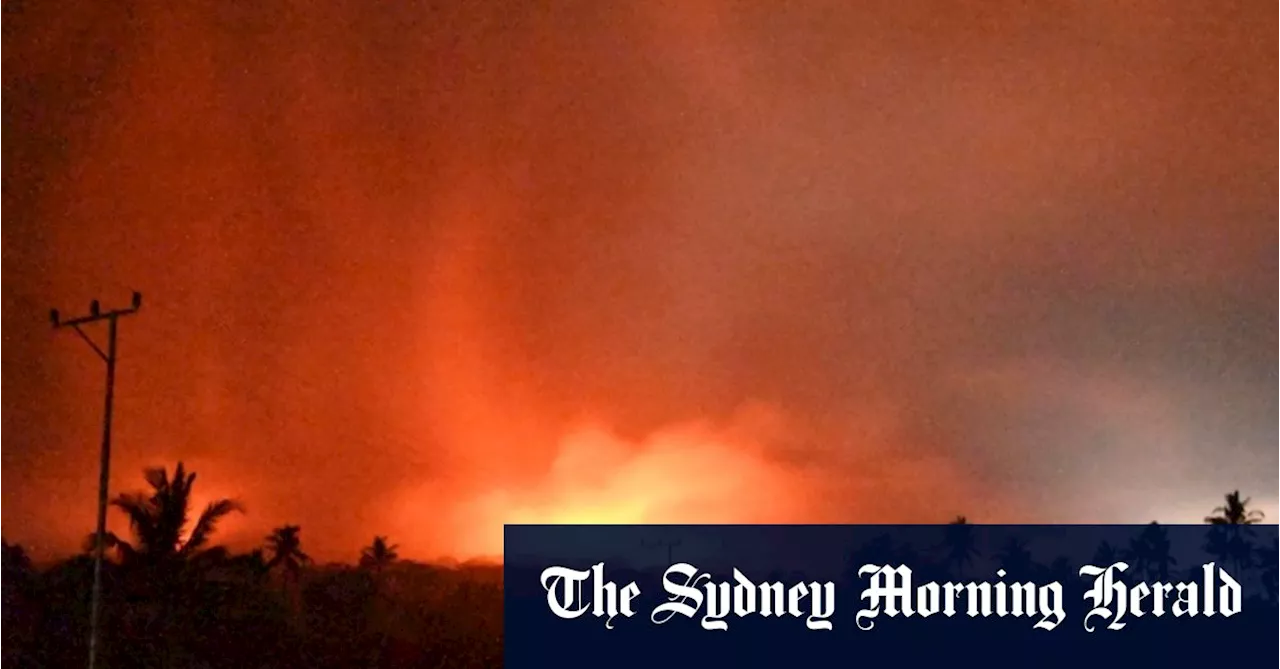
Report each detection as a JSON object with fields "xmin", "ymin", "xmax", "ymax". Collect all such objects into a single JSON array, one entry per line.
[{"xmin": 3, "ymin": 0, "xmax": 1276, "ymax": 562}]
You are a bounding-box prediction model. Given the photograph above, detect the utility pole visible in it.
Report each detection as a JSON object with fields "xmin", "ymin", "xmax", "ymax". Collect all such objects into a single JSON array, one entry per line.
[
  {"xmin": 643, "ymin": 537, "xmax": 682, "ymax": 564},
  {"xmin": 51, "ymin": 291, "xmax": 143, "ymax": 669}
]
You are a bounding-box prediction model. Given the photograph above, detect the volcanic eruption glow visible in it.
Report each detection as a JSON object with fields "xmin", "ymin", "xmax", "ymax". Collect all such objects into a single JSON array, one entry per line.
[
  {"xmin": 443, "ymin": 411, "xmax": 813, "ymax": 557},
  {"xmin": 3, "ymin": 1, "xmax": 1274, "ymax": 564}
]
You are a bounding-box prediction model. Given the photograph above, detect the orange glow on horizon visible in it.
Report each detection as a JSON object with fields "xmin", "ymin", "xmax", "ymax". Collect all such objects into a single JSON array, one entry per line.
[
  {"xmin": 448, "ymin": 418, "xmax": 810, "ymax": 557},
  {"xmin": 390, "ymin": 402, "xmax": 993, "ymax": 560}
]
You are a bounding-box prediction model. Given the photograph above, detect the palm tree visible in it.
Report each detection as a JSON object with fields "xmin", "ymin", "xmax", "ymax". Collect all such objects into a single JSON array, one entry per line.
[
  {"xmin": 1204, "ymin": 525, "xmax": 1254, "ymax": 574},
  {"xmin": 1202, "ymin": 490, "xmax": 1264, "ymax": 578},
  {"xmin": 109, "ymin": 462, "xmax": 243, "ymax": 568},
  {"xmin": 941, "ymin": 516, "xmax": 979, "ymax": 577},
  {"xmin": 266, "ymin": 525, "xmax": 311, "ymax": 580},
  {"xmin": 266, "ymin": 525, "xmax": 310, "ymax": 621},
  {"xmin": 1205, "ymin": 490, "xmax": 1265, "ymax": 525},
  {"xmin": 1256, "ymin": 543, "xmax": 1279, "ymax": 604},
  {"xmin": 359, "ymin": 535, "xmax": 400, "ymax": 665},
  {"xmin": 105, "ymin": 463, "xmax": 241, "ymax": 664},
  {"xmin": 1126, "ymin": 522, "xmax": 1177, "ymax": 581},
  {"xmin": 360, "ymin": 536, "xmax": 399, "ymax": 574},
  {"xmin": 1202, "ymin": 526, "xmax": 1229, "ymax": 563}
]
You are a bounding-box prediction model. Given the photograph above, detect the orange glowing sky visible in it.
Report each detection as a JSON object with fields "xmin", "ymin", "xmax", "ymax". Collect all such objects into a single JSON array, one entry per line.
[{"xmin": 3, "ymin": 0, "xmax": 1276, "ymax": 562}]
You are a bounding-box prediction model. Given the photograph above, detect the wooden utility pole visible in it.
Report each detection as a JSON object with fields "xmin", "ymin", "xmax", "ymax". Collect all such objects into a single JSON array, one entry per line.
[{"xmin": 51, "ymin": 291, "xmax": 143, "ymax": 669}]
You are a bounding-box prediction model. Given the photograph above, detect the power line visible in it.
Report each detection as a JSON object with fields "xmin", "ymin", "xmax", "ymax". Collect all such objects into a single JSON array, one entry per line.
[{"xmin": 51, "ymin": 291, "xmax": 143, "ymax": 669}]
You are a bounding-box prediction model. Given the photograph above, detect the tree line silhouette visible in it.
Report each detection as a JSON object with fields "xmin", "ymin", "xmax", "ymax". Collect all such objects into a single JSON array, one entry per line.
[
  {"xmin": 855, "ymin": 491, "xmax": 1280, "ymax": 606},
  {"xmin": 3, "ymin": 462, "xmax": 500, "ymax": 668},
  {"xmin": 2, "ymin": 462, "xmax": 1276, "ymax": 667}
]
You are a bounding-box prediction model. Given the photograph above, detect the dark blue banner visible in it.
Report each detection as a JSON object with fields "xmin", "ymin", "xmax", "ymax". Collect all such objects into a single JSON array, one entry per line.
[{"xmin": 505, "ymin": 524, "xmax": 1279, "ymax": 668}]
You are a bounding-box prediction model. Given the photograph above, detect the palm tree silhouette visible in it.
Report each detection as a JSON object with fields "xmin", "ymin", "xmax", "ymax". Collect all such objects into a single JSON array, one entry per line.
[
  {"xmin": 266, "ymin": 525, "xmax": 310, "ymax": 621},
  {"xmin": 941, "ymin": 516, "xmax": 979, "ymax": 577},
  {"xmin": 101, "ymin": 463, "xmax": 242, "ymax": 664},
  {"xmin": 360, "ymin": 536, "xmax": 399, "ymax": 574},
  {"xmin": 1126, "ymin": 522, "xmax": 1177, "ymax": 580},
  {"xmin": 1204, "ymin": 526, "xmax": 1255, "ymax": 574},
  {"xmin": 1205, "ymin": 490, "xmax": 1265, "ymax": 525},
  {"xmin": 109, "ymin": 462, "xmax": 243, "ymax": 568},
  {"xmin": 1255, "ymin": 543, "xmax": 1279, "ymax": 604},
  {"xmin": 1203, "ymin": 527, "xmax": 1233, "ymax": 567},
  {"xmin": 1202, "ymin": 490, "xmax": 1265, "ymax": 578},
  {"xmin": 266, "ymin": 525, "xmax": 311, "ymax": 578},
  {"xmin": 359, "ymin": 535, "xmax": 401, "ymax": 665}
]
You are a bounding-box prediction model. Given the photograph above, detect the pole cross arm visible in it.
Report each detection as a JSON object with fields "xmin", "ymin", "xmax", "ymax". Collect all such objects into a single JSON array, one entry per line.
[
  {"xmin": 51, "ymin": 292, "xmax": 142, "ymax": 329},
  {"xmin": 54, "ymin": 306, "xmax": 141, "ymax": 328}
]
